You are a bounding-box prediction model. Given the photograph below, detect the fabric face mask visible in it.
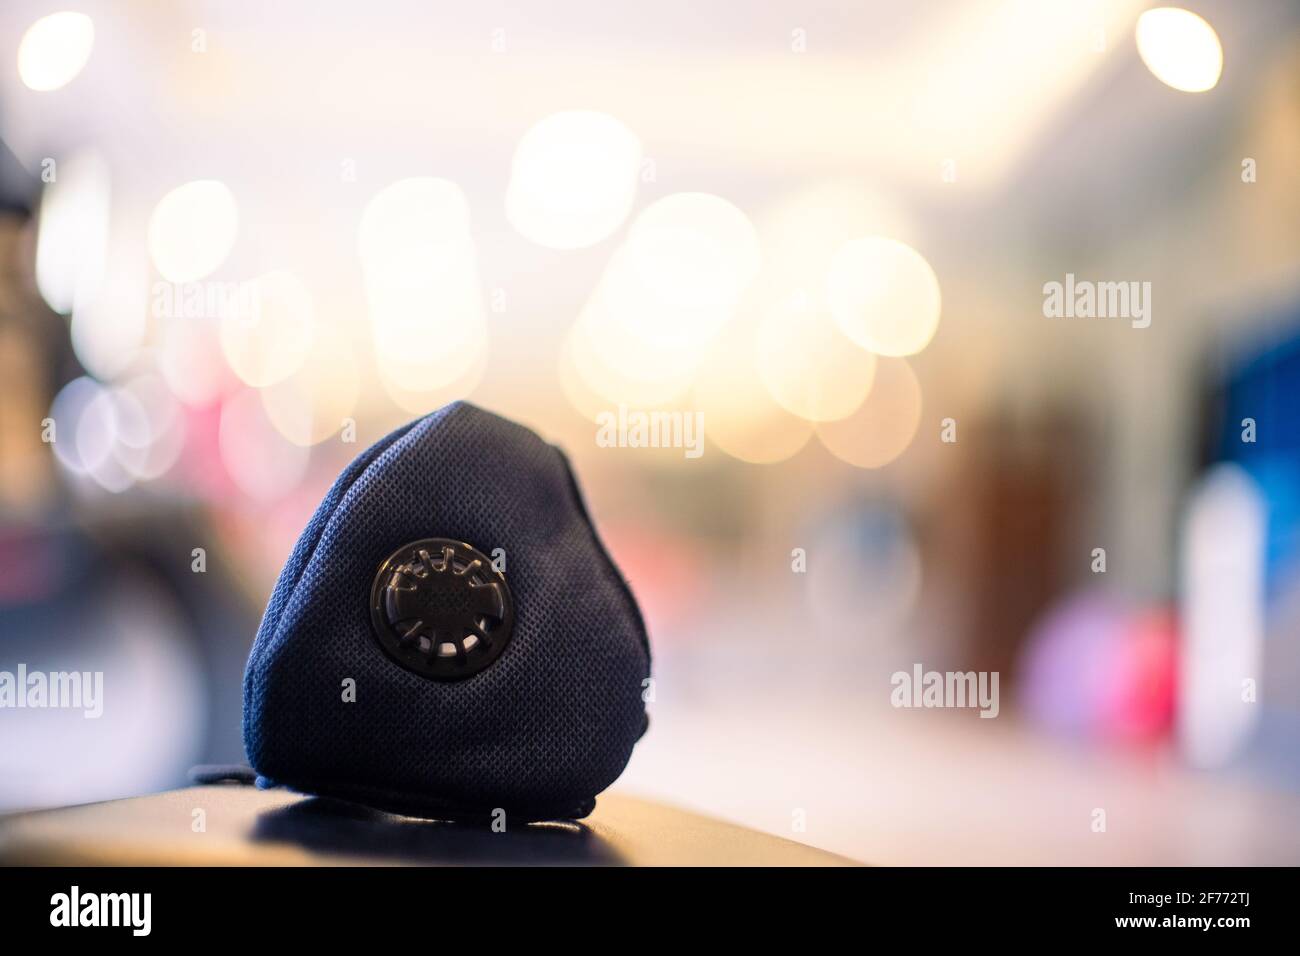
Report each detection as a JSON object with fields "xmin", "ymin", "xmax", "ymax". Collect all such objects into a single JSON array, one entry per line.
[{"xmin": 243, "ymin": 402, "xmax": 651, "ymax": 822}]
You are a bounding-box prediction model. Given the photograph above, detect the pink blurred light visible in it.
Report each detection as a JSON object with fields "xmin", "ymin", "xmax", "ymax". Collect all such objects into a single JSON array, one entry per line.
[{"xmin": 1019, "ymin": 593, "xmax": 1176, "ymax": 747}]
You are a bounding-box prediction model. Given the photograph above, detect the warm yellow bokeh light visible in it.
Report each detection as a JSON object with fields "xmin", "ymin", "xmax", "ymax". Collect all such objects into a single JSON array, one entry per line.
[
  {"xmin": 1136, "ymin": 7, "xmax": 1223, "ymax": 93},
  {"xmin": 595, "ymin": 244, "xmax": 733, "ymax": 354},
  {"xmin": 359, "ymin": 177, "xmax": 488, "ymax": 396},
  {"xmin": 17, "ymin": 12, "xmax": 94, "ymax": 91},
  {"xmin": 692, "ymin": 322, "xmax": 813, "ymax": 464},
  {"xmin": 378, "ymin": 341, "xmax": 488, "ymax": 416},
  {"xmin": 620, "ymin": 192, "xmax": 761, "ymax": 314},
  {"xmin": 358, "ymin": 177, "xmax": 473, "ymax": 269},
  {"xmin": 506, "ymin": 110, "xmax": 642, "ymax": 250},
  {"xmin": 826, "ymin": 237, "xmax": 941, "ymax": 357},
  {"xmin": 148, "ymin": 180, "xmax": 239, "ymax": 283},
  {"xmin": 756, "ymin": 300, "xmax": 877, "ymax": 423},
  {"xmin": 359, "ymin": 183, "xmax": 472, "ymax": 382},
  {"xmin": 364, "ymin": 245, "xmax": 487, "ymax": 390},
  {"xmin": 561, "ymin": 323, "xmax": 694, "ymax": 419},
  {"xmin": 567, "ymin": 191, "xmax": 758, "ymax": 406},
  {"xmin": 373, "ymin": 313, "xmax": 488, "ymax": 395},
  {"xmin": 758, "ymin": 182, "xmax": 916, "ymax": 296},
  {"xmin": 219, "ymin": 270, "xmax": 315, "ymax": 388},
  {"xmin": 260, "ymin": 323, "xmax": 360, "ymax": 446},
  {"xmin": 365, "ymin": 260, "xmax": 488, "ymax": 394},
  {"xmin": 575, "ymin": 289, "xmax": 706, "ymax": 388},
  {"xmin": 815, "ymin": 357, "xmax": 923, "ymax": 469},
  {"xmin": 581, "ymin": 192, "xmax": 760, "ymax": 374},
  {"xmin": 556, "ymin": 335, "xmax": 611, "ymax": 424}
]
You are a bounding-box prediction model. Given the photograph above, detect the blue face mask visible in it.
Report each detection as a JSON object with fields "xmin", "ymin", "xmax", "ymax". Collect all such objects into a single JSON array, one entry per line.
[{"xmin": 243, "ymin": 402, "xmax": 651, "ymax": 822}]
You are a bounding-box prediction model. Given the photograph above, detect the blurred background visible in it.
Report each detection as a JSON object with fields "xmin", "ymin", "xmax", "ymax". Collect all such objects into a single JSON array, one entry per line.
[{"xmin": 2, "ymin": 0, "xmax": 1300, "ymax": 864}]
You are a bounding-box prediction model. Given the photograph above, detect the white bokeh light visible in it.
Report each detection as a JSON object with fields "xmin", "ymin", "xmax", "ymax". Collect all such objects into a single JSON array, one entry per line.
[
  {"xmin": 358, "ymin": 177, "xmax": 472, "ymax": 268},
  {"xmin": 49, "ymin": 376, "xmax": 104, "ymax": 476},
  {"xmin": 70, "ymin": 232, "xmax": 150, "ymax": 382},
  {"xmin": 359, "ymin": 177, "xmax": 488, "ymax": 399},
  {"xmin": 35, "ymin": 150, "xmax": 110, "ymax": 315},
  {"xmin": 219, "ymin": 270, "xmax": 315, "ymax": 388},
  {"xmin": 48, "ymin": 375, "xmax": 182, "ymax": 492},
  {"xmin": 619, "ymin": 192, "xmax": 761, "ymax": 314},
  {"xmin": 17, "ymin": 12, "xmax": 94, "ymax": 91},
  {"xmin": 1136, "ymin": 7, "xmax": 1223, "ymax": 93},
  {"xmin": 505, "ymin": 110, "xmax": 642, "ymax": 250},
  {"xmin": 147, "ymin": 180, "xmax": 239, "ymax": 283},
  {"xmin": 111, "ymin": 375, "xmax": 185, "ymax": 481}
]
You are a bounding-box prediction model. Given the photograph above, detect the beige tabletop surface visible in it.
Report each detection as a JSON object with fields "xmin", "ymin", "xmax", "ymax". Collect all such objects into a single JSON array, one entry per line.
[{"xmin": 0, "ymin": 784, "xmax": 856, "ymax": 867}]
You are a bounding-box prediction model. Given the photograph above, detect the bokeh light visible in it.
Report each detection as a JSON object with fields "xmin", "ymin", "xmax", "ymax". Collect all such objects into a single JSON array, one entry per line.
[
  {"xmin": 506, "ymin": 110, "xmax": 642, "ymax": 250},
  {"xmin": 147, "ymin": 180, "xmax": 239, "ymax": 283},
  {"xmin": 1105, "ymin": 609, "xmax": 1177, "ymax": 744},
  {"xmin": 758, "ymin": 182, "xmax": 916, "ymax": 296},
  {"xmin": 48, "ymin": 376, "xmax": 105, "ymax": 477},
  {"xmin": 359, "ymin": 178, "xmax": 488, "ymax": 397},
  {"xmin": 575, "ymin": 290, "xmax": 705, "ymax": 388},
  {"xmin": 35, "ymin": 150, "xmax": 110, "ymax": 315},
  {"xmin": 826, "ymin": 237, "xmax": 941, "ymax": 357},
  {"xmin": 379, "ymin": 341, "xmax": 488, "ymax": 416},
  {"xmin": 111, "ymin": 374, "xmax": 185, "ymax": 481},
  {"xmin": 1136, "ymin": 7, "xmax": 1224, "ymax": 93},
  {"xmin": 218, "ymin": 389, "xmax": 309, "ymax": 501},
  {"xmin": 259, "ymin": 322, "xmax": 360, "ymax": 446},
  {"xmin": 561, "ymin": 321, "xmax": 694, "ymax": 419},
  {"xmin": 358, "ymin": 176, "xmax": 472, "ymax": 267},
  {"xmin": 75, "ymin": 386, "xmax": 128, "ymax": 491},
  {"xmin": 69, "ymin": 233, "xmax": 149, "ymax": 382},
  {"xmin": 814, "ymin": 356, "xmax": 922, "ymax": 468},
  {"xmin": 691, "ymin": 319, "xmax": 813, "ymax": 464},
  {"xmin": 219, "ymin": 269, "xmax": 315, "ymax": 388},
  {"xmin": 1179, "ymin": 463, "xmax": 1265, "ymax": 768},
  {"xmin": 756, "ymin": 300, "xmax": 877, "ymax": 423},
  {"xmin": 1020, "ymin": 592, "xmax": 1131, "ymax": 737},
  {"xmin": 157, "ymin": 317, "xmax": 234, "ymax": 407},
  {"xmin": 17, "ymin": 12, "xmax": 94, "ymax": 91},
  {"xmin": 616, "ymin": 192, "xmax": 760, "ymax": 319},
  {"xmin": 48, "ymin": 374, "xmax": 184, "ymax": 492},
  {"xmin": 563, "ymin": 191, "xmax": 760, "ymax": 415},
  {"xmin": 365, "ymin": 245, "xmax": 487, "ymax": 392}
]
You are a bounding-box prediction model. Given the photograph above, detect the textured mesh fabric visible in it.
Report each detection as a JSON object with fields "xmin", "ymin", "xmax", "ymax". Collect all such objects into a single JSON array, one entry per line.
[{"xmin": 243, "ymin": 402, "xmax": 651, "ymax": 822}]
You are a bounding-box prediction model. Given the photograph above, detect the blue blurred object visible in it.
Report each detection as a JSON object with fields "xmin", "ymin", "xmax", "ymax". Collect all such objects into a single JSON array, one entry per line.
[
  {"xmin": 1218, "ymin": 318, "xmax": 1300, "ymax": 595},
  {"xmin": 1211, "ymin": 303, "xmax": 1300, "ymax": 780}
]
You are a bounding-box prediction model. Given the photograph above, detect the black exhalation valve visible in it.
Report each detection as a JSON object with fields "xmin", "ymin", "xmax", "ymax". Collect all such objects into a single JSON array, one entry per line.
[{"xmin": 369, "ymin": 538, "xmax": 514, "ymax": 681}]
